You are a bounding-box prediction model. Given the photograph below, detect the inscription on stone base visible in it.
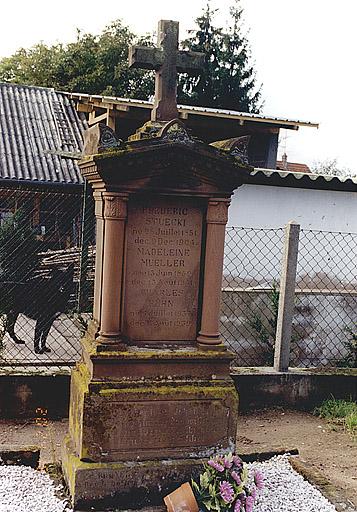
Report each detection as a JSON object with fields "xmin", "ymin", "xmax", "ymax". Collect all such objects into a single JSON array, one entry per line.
[
  {"xmin": 124, "ymin": 197, "xmax": 202, "ymax": 342},
  {"xmin": 63, "ymin": 434, "xmax": 205, "ymax": 509},
  {"xmin": 83, "ymin": 397, "xmax": 233, "ymax": 461}
]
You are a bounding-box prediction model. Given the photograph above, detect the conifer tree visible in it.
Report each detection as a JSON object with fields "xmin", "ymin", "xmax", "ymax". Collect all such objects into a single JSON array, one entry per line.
[{"xmin": 178, "ymin": 1, "xmax": 262, "ymax": 113}]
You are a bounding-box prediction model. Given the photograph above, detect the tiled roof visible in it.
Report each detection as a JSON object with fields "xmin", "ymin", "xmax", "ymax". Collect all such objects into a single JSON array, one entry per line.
[
  {"xmin": 0, "ymin": 83, "xmax": 85, "ymax": 185},
  {"xmin": 276, "ymin": 160, "xmax": 311, "ymax": 173}
]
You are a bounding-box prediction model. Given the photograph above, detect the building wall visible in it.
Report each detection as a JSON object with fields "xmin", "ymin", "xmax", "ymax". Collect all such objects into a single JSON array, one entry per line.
[
  {"xmin": 226, "ymin": 184, "xmax": 357, "ymax": 283},
  {"xmin": 229, "ymin": 184, "xmax": 357, "ymax": 232}
]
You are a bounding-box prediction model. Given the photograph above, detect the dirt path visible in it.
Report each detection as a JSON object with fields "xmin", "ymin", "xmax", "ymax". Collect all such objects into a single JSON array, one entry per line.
[{"xmin": 237, "ymin": 408, "xmax": 357, "ymax": 507}]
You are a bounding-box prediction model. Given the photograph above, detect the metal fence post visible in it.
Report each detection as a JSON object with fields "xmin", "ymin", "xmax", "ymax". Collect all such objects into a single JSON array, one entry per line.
[{"xmin": 274, "ymin": 221, "xmax": 300, "ymax": 372}]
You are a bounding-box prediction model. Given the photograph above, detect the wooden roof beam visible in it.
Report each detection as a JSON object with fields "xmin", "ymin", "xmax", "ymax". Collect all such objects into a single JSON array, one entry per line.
[
  {"xmin": 77, "ymin": 103, "xmax": 94, "ymax": 113},
  {"xmin": 88, "ymin": 111, "xmax": 109, "ymax": 126},
  {"xmin": 114, "ymin": 104, "xmax": 130, "ymax": 112},
  {"xmin": 90, "ymin": 100, "xmax": 129, "ymax": 112}
]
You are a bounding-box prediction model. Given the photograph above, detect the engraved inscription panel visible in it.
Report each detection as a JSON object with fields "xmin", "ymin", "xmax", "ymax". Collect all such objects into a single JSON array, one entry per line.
[
  {"xmin": 85, "ymin": 399, "xmax": 230, "ymax": 457},
  {"xmin": 124, "ymin": 197, "xmax": 202, "ymax": 341}
]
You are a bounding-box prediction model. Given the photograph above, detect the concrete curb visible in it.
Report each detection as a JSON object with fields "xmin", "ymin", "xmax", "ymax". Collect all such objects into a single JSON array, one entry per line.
[{"xmin": 289, "ymin": 457, "xmax": 356, "ymax": 512}]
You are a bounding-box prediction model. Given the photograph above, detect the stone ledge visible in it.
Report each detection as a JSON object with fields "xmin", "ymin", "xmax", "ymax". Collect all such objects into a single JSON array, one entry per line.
[
  {"xmin": 231, "ymin": 366, "xmax": 357, "ymax": 377},
  {"xmin": 231, "ymin": 371, "xmax": 357, "ymax": 410},
  {"xmin": 0, "ymin": 445, "xmax": 40, "ymax": 468},
  {"xmin": 0, "ymin": 366, "xmax": 72, "ymax": 377},
  {"xmin": 240, "ymin": 447, "xmax": 299, "ymax": 462}
]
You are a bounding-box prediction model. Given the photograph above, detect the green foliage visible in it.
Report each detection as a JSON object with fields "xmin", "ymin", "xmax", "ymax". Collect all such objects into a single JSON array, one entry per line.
[
  {"xmin": 314, "ymin": 397, "xmax": 357, "ymax": 440},
  {"xmin": 337, "ymin": 324, "xmax": 357, "ymax": 368},
  {"xmin": 315, "ymin": 397, "xmax": 357, "ymax": 419},
  {"xmin": 192, "ymin": 453, "xmax": 261, "ymax": 511},
  {"xmin": 0, "ymin": 44, "xmax": 63, "ymax": 88},
  {"xmin": 249, "ymin": 282, "xmax": 279, "ymax": 365},
  {"xmin": 0, "ymin": 5, "xmax": 262, "ymax": 113},
  {"xmin": 0, "ymin": 20, "xmax": 154, "ymax": 100},
  {"xmin": 178, "ymin": 1, "xmax": 262, "ymax": 112},
  {"xmin": 345, "ymin": 411, "xmax": 357, "ymax": 440},
  {"xmin": 0, "ymin": 207, "xmax": 40, "ymax": 282}
]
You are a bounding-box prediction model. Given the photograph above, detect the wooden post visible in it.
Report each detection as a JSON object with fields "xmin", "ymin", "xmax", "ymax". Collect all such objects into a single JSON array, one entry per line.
[
  {"xmin": 106, "ymin": 109, "xmax": 116, "ymax": 131},
  {"xmin": 274, "ymin": 221, "xmax": 300, "ymax": 372},
  {"xmin": 32, "ymin": 195, "xmax": 41, "ymax": 227}
]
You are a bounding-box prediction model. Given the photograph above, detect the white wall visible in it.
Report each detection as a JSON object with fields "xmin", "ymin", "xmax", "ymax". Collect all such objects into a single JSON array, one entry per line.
[{"xmin": 228, "ymin": 184, "xmax": 357, "ymax": 233}]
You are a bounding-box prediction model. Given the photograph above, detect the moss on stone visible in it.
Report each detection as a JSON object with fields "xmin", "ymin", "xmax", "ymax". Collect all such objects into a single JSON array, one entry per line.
[
  {"xmin": 85, "ymin": 344, "xmax": 232, "ymax": 361},
  {"xmin": 98, "ymin": 383, "xmax": 236, "ymax": 398},
  {"xmin": 306, "ymin": 367, "xmax": 357, "ymax": 377}
]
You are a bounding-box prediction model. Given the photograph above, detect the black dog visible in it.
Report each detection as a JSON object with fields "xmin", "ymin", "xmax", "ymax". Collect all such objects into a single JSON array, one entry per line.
[{"xmin": 0, "ymin": 264, "xmax": 74, "ymax": 354}]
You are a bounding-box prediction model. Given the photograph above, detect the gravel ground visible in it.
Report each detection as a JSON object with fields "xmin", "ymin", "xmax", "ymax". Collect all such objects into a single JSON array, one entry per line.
[
  {"xmin": 0, "ymin": 455, "xmax": 345, "ymax": 512},
  {"xmin": 0, "ymin": 465, "xmax": 70, "ymax": 512},
  {"xmin": 248, "ymin": 455, "xmax": 338, "ymax": 512},
  {"xmin": 237, "ymin": 408, "xmax": 357, "ymax": 506}
]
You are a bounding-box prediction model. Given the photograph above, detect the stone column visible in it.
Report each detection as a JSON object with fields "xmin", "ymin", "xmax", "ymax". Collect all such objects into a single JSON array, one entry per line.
[
  {"xmin": 92, "ymin": 191, "xmax": 105, "ymax": 326},
  {"xmin": 197, "ymin": 199, "xmax": 229, "ymax": 349},
  {"xmin": 95, "ymin": 192, "xmax": 128, "ymax": 346}
]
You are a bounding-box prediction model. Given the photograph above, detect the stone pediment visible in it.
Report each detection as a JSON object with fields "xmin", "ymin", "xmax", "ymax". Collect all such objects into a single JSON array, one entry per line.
[{"xmin": 80, "ymin": 133, "xmax": 251, "ymax": 196}]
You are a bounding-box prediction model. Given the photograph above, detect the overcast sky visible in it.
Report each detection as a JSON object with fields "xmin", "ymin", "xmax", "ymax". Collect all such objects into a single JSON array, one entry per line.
[{"xmin": 1, "ymin": 0, "xmax": 356, "ymax": 172}]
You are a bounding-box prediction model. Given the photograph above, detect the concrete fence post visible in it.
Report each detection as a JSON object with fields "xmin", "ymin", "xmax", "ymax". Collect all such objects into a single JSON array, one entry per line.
[{"xmin": 274, "ymin": 221, "xmax": 300, "ymax": 372}]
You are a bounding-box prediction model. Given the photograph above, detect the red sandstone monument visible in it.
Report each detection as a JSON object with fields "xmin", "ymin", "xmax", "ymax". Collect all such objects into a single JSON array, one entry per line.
[{"xmin": 62, "ymin": 20, "xmax": 250, "ymax": 510}]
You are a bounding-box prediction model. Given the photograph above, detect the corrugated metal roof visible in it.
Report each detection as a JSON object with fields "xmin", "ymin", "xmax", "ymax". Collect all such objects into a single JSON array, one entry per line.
[
  {"xmin": 250, "ymin": 168, "xmax": 357, "ymax": 191},
  {"xmin": 0, "ymin": 83, "xmax": 85, "ymax": 185},
  {"xmin": 67, "ymin": 92, "xmax": 319, "ymax": 129}
]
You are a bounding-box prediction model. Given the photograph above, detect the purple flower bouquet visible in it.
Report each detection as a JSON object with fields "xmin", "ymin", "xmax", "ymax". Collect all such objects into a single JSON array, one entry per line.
[{"xmin": 191, "ymin": 453, "xmax": 264, "ymax": 512}]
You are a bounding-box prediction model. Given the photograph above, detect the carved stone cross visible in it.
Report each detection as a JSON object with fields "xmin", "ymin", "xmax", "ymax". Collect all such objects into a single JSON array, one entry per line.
[{"xmin": 129, "ymin": 20, "xmax": 204, "ymax": 122}]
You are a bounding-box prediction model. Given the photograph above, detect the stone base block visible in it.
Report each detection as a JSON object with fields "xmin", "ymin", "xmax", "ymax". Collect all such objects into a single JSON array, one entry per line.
[
  {"xmin": 62, "ymin": 346, "xmax": 238, "ymax": 509},
  {"xmin": 62, "ymin": 435, "xmax": 203, "ymax": 510},
  {"xmin": 68, "ymin": 351, "xmax": 238, "ymax": 464}
]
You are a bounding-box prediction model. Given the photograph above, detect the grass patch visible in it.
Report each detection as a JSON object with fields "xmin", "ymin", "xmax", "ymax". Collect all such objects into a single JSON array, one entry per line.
[
  {"xmin": 315, "ymin": 398, "xmax": 357, "ymax": 419},
  {"xmin": 345, "ymin": 411, "xmax": 357, "ymax": 439},
  {"xmin": 314, "ymin": 397, "xmax": 357, "ymax": 440}
]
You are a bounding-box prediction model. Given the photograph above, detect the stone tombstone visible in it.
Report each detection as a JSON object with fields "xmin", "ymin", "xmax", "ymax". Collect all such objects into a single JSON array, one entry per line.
[
  {"xmin": 62, "ymin": 19, "xmax": 251, "ymax": 511},
  {"xmin": 123, "ymin": 196, "xmax": 202, "ymax": 342}
]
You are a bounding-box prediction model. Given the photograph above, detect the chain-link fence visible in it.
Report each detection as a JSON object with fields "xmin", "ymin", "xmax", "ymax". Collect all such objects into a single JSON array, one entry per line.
[
  {"xmin": 221, "ymin": 226, "xmax": 357, "ymax": 368},
  {"xmin": 292, "ymin": 230, "xmax": 357, "ymax": 368},
  {"xmin": 222, "ymin": 227, "xmax": 284, "ymax": 366},
  {"xmin": 0, "ymin": 184, "xmax": 94, "ymax": 371},
  {"xmin": 1, "ymin": 184, "xmax": 356, "ymax": 372}
]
